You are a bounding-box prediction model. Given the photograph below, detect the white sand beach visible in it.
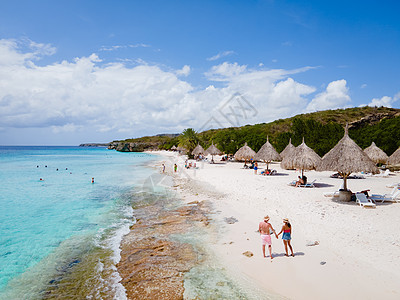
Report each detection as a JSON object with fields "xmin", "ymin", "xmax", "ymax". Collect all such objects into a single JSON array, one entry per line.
[{"xmin": 153, "ymin": 150, "xmax": 400, "ymax": 300}]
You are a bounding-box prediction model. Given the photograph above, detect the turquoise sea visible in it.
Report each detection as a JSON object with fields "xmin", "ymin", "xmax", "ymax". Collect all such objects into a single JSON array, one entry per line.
[{"xmin": 0, "ymin": 146, "xmax": 157, "ymax": 299}]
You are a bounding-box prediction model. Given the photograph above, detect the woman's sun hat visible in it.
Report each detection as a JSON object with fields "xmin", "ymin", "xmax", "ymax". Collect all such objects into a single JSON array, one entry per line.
[
  {"xmin": 264, "ymin": 215, "xmax": 270, "ymax": 221},
  {"xmin": 283, "ymin": 218, "xmax": 289, "ymax": 223}
]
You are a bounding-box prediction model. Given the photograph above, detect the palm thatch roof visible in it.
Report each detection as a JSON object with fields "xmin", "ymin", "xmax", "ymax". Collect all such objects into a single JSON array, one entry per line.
[
  {"xmin": 364, "ymin": 142, "xmax": 388, "ymax": 164},
  {"xmin": 280, "ymin": 138, "xmax": 295, "ymax": 159},
  {"xmin": 388, "ymin": 147, "xmax": 400, "ymax": 165},
  {"xmin": 176, "ymin": 146, "xmax": 187, "ymax": 154},
  {"xmin": 255, "ymin": 137, "xmax": 281, "ymax": 162},
  {"xmin": 192, "ymin": 144, "xmax": 205, "ymax": 155},
  {"xmin": 234, "ymin": 142, "xmax": 256, "ymax": 161},
  {"xmin": 206, "ymin": 142, "xmax": 222, "ymax": 156},
  {"xmin": 171, "ymin": 145, "xmax": 177, "ymax": 150},
  {"xmin": 281, "ymin": 138, "xmax": 321, "ymax": 172},
  {"xmin": 318, "ymin": 126, "xmax": 379, "ymax": 175}
]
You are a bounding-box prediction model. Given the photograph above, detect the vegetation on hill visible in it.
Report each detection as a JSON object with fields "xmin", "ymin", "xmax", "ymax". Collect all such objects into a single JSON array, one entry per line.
[{"xmin": 113, "ymin": 106, "xmax": 400, "ymax": 156}]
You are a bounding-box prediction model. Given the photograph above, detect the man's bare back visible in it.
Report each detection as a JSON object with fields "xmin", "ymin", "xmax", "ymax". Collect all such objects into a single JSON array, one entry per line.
[{"xmin": 259, "ymin": 220, "xmax": 272, "ymax": 234}]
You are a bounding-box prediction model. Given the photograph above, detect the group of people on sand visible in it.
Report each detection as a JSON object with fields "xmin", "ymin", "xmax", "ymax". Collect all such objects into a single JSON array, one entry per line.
[{"xmin": 258, "ymin": 216, "xmax": 294, "ymax": 259}]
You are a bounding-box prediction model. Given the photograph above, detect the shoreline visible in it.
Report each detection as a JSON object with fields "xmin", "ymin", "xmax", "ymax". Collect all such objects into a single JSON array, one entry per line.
[
  {"xmin": 139, "ymin": 150, "xmax": 400, "ymax": 300},
  {"xmin": 117, "ymin": 151, "xmax": 277, "ymax": 299}
]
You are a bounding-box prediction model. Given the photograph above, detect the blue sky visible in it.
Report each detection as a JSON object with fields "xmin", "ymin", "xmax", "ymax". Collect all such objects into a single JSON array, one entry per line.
[{"xmin": 0, "ymin": 0, "xmax": 399, "ymax": 145}]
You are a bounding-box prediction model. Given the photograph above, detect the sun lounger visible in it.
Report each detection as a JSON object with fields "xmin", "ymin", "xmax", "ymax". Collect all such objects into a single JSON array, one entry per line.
[
  {"xmin": 355, "ymin": 193, "xmax": 376, "ymax": 208},
  {"xmin": 300, "ymin": 179, "xmax": 316, "ymax": 188},
  {"xmin": 370, "ymin": 189, "xmax": 400, "ymax": 203},
  {"xmin": 386, "ymin": 182, "xmax": 400, "ymax": 188},
  {"xmin": 323, "ymin": 191, "xmax": 340, "ymax": 197},
  {"xmin": 261, "ymin": 169, "xmax": 277, "ymax": 176},
  {"xmin": 373, "ymin": 169, "xmax": 390, "ymax": 178},
  {"xmin": 323, "ymin": 183, "xmax": 344, "ymax": 197}
]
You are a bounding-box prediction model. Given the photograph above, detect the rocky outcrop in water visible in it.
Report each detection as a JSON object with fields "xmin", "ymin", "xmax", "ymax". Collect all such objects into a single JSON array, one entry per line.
[
  {"xmin": 117, "ymin": 200, "xmax": 210, "ymax": 299},
  {"xmin": 79, "ymin": 143, "xmax": 110, "ymax": 147}
]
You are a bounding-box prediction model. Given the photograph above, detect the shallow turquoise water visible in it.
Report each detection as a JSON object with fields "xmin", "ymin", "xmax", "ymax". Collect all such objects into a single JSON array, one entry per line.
[{"xmin": 0, "ymin": 146, "xmax": 157, "ymax": 299}]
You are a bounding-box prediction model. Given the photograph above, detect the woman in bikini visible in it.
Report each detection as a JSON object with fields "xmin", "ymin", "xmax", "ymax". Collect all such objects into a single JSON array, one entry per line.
[{"xmin": 277, "ymin": 218, "xmax": 294, "ymax": 257}]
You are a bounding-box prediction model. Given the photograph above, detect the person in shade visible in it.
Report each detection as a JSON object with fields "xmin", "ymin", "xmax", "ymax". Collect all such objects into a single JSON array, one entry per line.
[
  {"xmin": 295, "ymin": 176, "xmax": 305, "ymax": 187},
  {"xmin": 258, "ymin": 215, "xmax": 278, "ymax": 259},
  {"xmin": 277, "ymin": 218, "xmax": 294, "ymax": 257}
]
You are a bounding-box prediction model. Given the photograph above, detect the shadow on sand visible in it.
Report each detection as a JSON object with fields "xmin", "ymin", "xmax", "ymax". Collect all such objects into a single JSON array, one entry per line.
[
  {"xmin": 271, "ymin": 251, "xmax": 305, "ymax": 258},
  {"xmin": 259, "ymin": 173, "xmax": 289, "ymax": 177},
  {"xmin": 314, "ymin": 183, "xmax": 335, "ymax": 188}
]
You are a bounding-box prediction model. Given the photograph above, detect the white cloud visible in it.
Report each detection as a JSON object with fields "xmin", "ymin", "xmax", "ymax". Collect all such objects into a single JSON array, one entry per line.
[
  {"xmin": 361, "ymin": 83, "xmax": 367, "ymax": 89},
  {"xmin": 0, "ymin": 39, "xmax": 56, "ymax": 66},
  {"xmin": 305, "ymin": 79, "xmax": 351, "ymax": 112},
  {"xmin": 202, "ymin": 63, "xmax": 317, "ymax": 125},
  {"xmin": 367, "ymin": 92, "xmax": 400, "ymax": 107},
  {"xmin": 205, "ymin": 62, "xmax": 247, "ymax": 81},
  {"xmin": 99, "ymin": 44, "xmax": 150, "ymax": 51},
  {"xmin": 0, "ymin": 41, "xmax": 327, "ymax": 142},
  {"xmin": 207, "ymin": 50, "xmax": 235, "ymax": 61},
  {"xmin": 175, "ymin": 65, "xmax": 191, "ymax": 76},
  {"xmin": 0, "ymin": 39, "xmax": 198, "ymax": 136},
  {"xmin": 4, "ymin": 38, "xmax": 393, "ymax": 145}
]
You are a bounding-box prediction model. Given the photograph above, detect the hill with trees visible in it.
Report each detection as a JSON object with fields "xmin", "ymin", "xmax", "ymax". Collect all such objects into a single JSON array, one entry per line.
[{"xmin": 110, "ymin": 106, "xmax": 400, "ymax": 156}]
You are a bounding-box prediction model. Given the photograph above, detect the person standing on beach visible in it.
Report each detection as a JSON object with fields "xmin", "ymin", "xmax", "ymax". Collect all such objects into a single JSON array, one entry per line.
[
  {"xmin": 174, "ymin": 164, "xmax": 177, "ymax": 173},
  {"xmin": 258, "ymin": 216, "xmax": 278, "ymax": 259},
  {"xmin": 277, "ymin": 218, "xmax": 294, "ymax": 257},
  {"xmin": 162, "ymin": 164, "xmax": 165, "ymax": 173},
  {"xmin": 254, "ymin": 162, "xmax": 258, "ymax": 175}
]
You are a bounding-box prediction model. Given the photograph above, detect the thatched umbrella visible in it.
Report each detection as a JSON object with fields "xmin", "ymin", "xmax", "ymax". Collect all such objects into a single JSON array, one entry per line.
[
  {"xmin": 388, "ymin": 147, "xmax": 400, "ymax": 165},
  {"xmin": 171, "ymin": 145, "xmax": 177, "ymax": 151},
  {"xmin": 280, "ymin": 138, "xmax": 296, "ymax": 159},
  {"xmin": 255, "ymin": 136, "xmax": 281, "ymax": 170},
  {"xmin": 205, "ymin": 142, "xmax": 222, "ymax": 163},
  {"xmin": 364, "ymin": 142, "xmax": 388, "ymax": 164},
  {"xmin": 234, "ymin": 142, "xmax": 256, "ymax": 163},
  {"xmin": 192, "ymin": 144, "xmax": 205, "ymax": 156},
  {"xmin": 318, "ymin": 125, "xmax": 379, "ymax": 192},
  {"xmin": 281, "ymin": 138, "xmax": 321, "ymax": 177},
  {"xmin": 176, "ymin": 146, "xmax": 187, "ymax": 154}
]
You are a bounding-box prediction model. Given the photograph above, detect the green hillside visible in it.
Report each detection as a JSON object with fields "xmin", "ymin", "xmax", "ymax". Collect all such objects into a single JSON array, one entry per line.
[{"xmin": 114, "ymin": 106, "xmax": 400, "ymax": 156}]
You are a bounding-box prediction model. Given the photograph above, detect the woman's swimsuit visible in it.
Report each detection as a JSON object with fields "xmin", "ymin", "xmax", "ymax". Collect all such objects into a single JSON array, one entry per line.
[{"xmin": 282, "ymin": 230, "xmax": 291, "ymax": 240}]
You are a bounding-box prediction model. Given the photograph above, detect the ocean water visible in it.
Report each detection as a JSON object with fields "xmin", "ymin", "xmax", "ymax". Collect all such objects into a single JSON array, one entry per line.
[{"xmin": 0, "ymin": 146, "xmax": 158, "ymax": 299}]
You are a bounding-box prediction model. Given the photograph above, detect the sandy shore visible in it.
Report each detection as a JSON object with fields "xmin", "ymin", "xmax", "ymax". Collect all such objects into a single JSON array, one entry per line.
[{"xmin": 150, "ymin": 150, "xmax": 400, "ymax": 300}]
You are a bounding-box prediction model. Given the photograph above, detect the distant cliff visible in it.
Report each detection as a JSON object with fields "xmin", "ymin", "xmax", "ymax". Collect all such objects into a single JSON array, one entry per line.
[
  {"xmin": 108, "ymin": 142, "xmax": 160, "ymax": 152},
  {"xmin": 108, "ymin": 107, "xmax": 400, "ymax": 155},
  {"xmin": 109, "ymin": 133, "xmax": 180, "ymax": 152},
  {"xmin": 79, "ymin": 143, "xmax": 110, "ymax": 147}
]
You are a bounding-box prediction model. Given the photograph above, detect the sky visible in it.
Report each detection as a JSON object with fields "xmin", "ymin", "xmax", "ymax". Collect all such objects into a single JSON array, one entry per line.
[{"xmin": 0, "ymin": 0, "xmax": 400, "ymax": 145}]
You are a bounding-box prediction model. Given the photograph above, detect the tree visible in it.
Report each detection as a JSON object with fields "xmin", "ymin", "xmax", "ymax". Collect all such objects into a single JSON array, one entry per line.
[{"xmin": 178, "ymin": 128, "xmax": 199, "ymax": 157}]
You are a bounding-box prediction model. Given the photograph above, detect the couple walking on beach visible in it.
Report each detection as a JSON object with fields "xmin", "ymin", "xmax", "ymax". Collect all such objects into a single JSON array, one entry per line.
[{"xmin": 259, "ymin": 216, "xmax": 294, "ymax": 259}]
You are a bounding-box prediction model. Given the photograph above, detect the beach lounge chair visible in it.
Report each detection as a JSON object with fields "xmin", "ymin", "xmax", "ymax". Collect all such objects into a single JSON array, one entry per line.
[
  {"xmin": 386, "ymin": 182, "xmax": 400, "ymax": 188},
  {"xmin": 370, "ymin": 189, "xmax": 400, "ymax": 203},
  {"xmin": 323, "ymin": 191, "xmax": 339, "ymax": 197},
  {"xmin": 300, "ymin": 179, "xmax": 316, "ymax": 188},
  {"xmin": 355, "ymin": 193, "xmax": 376, "ymax": 208},
  {"xmin": 373, "ymin": 169, "xmax": 390, "ymax": 178},
  {"xmin": 323, "ymin": 183, "xmax": 344, "ymax": 198}
]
